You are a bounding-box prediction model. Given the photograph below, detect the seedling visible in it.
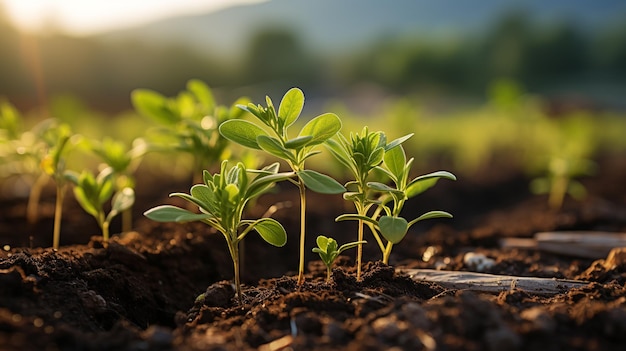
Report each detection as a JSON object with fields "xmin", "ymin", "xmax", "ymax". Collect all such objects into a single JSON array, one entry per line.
[
  {"xmin": 39, "ymin": 122, "xmax": 76, "ymax": 250},
  {"xmin": 326, "ymin": 127, "xmax": 411, "ymax": 280},
  {"xmin": 88, "ymin": 137, "xmax": 147, "ymax": 231},
  {"xmin": 312, "ymin": 235, "xmax": 366, "ymax": 282},
  {"xmin": 131, "ymin": 79, "xmax": 249, "ymax": 184},
  {"xmin": 144, "ymin": 160, "xmax": 293, "ymax": 303},
  {"xmin": 219, "ymin": 88, "xmax": 345, "ymax": 285},
  {"xmin": 66, "ymin": 167, "xmax": 135, "ymax": 245},
  {"xmin": 337, "ymin": 144, "xmax": 456, "ymax": 264},
  {"xmin": 530, "ymin": 156, "xmax": 595, "ymax": 210}
]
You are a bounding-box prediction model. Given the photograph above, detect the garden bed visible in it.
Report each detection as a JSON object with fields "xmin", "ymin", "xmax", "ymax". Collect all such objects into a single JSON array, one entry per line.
[{"xmin": 1, "ymin": 155, "xmax": 626, "ymax": 351}]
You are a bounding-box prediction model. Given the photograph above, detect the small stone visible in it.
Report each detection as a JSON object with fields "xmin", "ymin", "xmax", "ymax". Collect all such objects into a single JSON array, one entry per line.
[
  {"xmin": 80, "ymin": 290, "xmax": 107, "ymax": 313},
  {"xmin": 463, "ymin": 252, "xmax": 495, "ymax": 272}
]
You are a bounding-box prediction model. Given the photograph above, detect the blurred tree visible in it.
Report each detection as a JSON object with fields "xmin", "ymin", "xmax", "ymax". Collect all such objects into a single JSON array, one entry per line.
[{"xmin": 242, "ymin": 27, "xmax": 319, "ymax": 89}]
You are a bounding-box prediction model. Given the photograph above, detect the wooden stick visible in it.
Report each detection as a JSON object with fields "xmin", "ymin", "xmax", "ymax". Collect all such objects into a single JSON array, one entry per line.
[
  {"xmin": 500, "ymin": 231, "xmax": 626, "ymax": 259},
  {"xmin": 401, "ymin": 269, "xmax": 588, "ymax": 296}
]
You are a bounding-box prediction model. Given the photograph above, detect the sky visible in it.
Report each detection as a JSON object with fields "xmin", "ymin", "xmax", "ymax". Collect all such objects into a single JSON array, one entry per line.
[{"xmin": 1, "ymin": 0, "xmax": 266, "ymax": 35}]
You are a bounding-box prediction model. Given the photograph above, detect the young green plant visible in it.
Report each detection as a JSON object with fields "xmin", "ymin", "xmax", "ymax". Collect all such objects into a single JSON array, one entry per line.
[
  {"xmin": 325, "ymin": 127, "xmax": 411, "ymax": 280},
  {"xmin": 66, "ymin": 167, "xmax": 135, "ymax": 245},
  {"xmin": 144, "ymin": 160, "xmax": 293, "ymax": 304},
  {"xmin": 39, "ymin": 122, "xmax": 76, "ymax": 250},
  {"xmin": 88, "ymin": 137, "xmax": 147, "ymax": 231},
  {"xmin": 312, "ymin": 235, "xmax": 366, "ymax": 282},
  {"xmin": 219, "ymin": 88, "xmax": 345, "ymax": 285},
  {"xmin": 131, "ymin": 79, "xmax": 248, "ymax": 184},
  {"xmin": 530, "ymin": 156, "xmax": 595, "ymax": 210},
  {"xmin": 337, "ymin": 144, "xmax": 456, "ymax": 264}
]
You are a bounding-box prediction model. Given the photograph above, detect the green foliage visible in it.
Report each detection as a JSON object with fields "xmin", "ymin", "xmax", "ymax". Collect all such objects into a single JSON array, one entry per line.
[
  {"xmin": 326, "ymin": 127, "xmax": 412, "ymax": 279},
  {"xmin": 144, "ymin": 160, "xmax": 292, "ymax": 303},
  {"xmin": 66, "ymin": 167, "xmax": 135, "ymax": 244},
  {"xmin": 312, "ymin": 235, "xmax": 366, "ymax": 282},
  {"xmin": 219, "ymin": 87, "xmax": 345, "ymax": 284},
  {"xmin": 337, "ymin": 144, "xmax": 456, "ymax": 264},
  {"xmin": 131, "ymin": 79, "xmax": 249, "ymax": 183}
]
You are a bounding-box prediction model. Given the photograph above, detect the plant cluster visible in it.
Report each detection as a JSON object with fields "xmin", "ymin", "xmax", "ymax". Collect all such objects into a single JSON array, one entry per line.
[
  {"xmin": 144, "ymin": 87, "xmax": 455, "ymax": 303},
  {"xmin": 2, "ymin": 86, "xmax": 457, "ymax": 306}
]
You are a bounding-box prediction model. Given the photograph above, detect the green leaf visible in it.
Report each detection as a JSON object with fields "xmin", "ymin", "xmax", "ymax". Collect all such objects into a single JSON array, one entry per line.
[
  {"xmin": 73, "ymin": 187, "xmax": 99, "ymax": 218},
  {"xmin": 385, "ymin": 133, "xmax": 413, "ymax": 151},
  {"xmin": 190, "ymin": 185, "xmax": 216, "ymax": 211},
  {"xmin": 337, "ymin": 240, "xmax": 367, "ymax": 254},
  {"xmin": 131, "ymin": 89, "xmax": 178, "ymax": 125},
  {"xmin": 316, "ymin": 235, "xmax": 330, "ymax": 252},
  {"xmin": 257, "ymin": 135, "xmax": 295, "ymax": 161},
  {"xmin": 110, "ymin": 187, "xmax": 135, "ymax": 217},
  {"xmin": 284, "ymin": 135, "xmax": 313, "ymax": 149},
  {"xmin": 335, "ymin": 214, "xmax": 379, "ymax": 227},
  {"xmin": 406, "ymin": 171, "xmax": 456, "ymax": 198},
  {"xmin": 383, "ymin": 145, "xmax": 406, "ymax": 181},
  {"xmin": 367, "ymin": 181, "xmax": 400, "ymax": 194},
  {"xmin": 379, "ymin": 216, "xmax": 409, "ymax": 244},
  {"xmin": 246, "ymin": 171, "xmax": 294, "ymax": 199},
  {"xmin": 144, "ymin": 205, "xmax": 196, "ymax": 222},
  {"xmin": 278, "ymin": 88, "xmax": 304, "ymax": 128},
  {"xmin": 187, "ymin": 79, "xmax": 214, "ymax": 110},
  {"xmin": 298, "ymin": 113, "xmax": 342, "ymax": 146},
  {"xmin": 407, "ymin": 211, "xmax": 453, "ymax": 227},
  {"xmin": 252, "ymin": 218, "xmax": 287, "ymax": 247},
  {"xmin": 297, "ymin": 170, "xmax": 346, "ymax": 194},
  {"xmin": 325, "ymin": 138, "xmax": 355, "ymax": 171},
  {"xmin": 219, "ymin": 120, "xmax": 268, "ymax": 149}
]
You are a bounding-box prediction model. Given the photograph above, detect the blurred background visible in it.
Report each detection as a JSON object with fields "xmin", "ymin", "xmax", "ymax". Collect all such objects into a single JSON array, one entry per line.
[
  {"xmin": 2, "ymin": 0, "xmax": 626, "ymax": 110},
  {"xmin": 1, "ymin": 0, "xmax": 626, "ymax": 181}
]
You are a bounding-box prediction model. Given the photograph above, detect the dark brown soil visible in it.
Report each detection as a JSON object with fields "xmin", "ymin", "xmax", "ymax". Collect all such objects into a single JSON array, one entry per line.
[{"xmin": 1, "ymin": 155, "xmax": 626, "ymax": 350}]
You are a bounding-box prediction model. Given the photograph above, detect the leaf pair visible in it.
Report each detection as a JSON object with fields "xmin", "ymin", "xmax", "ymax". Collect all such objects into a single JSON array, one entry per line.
[{"xmin": 312, "ymin": 235, "xmax": 366, "ymax": 281}]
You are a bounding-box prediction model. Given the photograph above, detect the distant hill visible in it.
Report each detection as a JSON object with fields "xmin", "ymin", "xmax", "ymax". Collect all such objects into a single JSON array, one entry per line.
[{"xmin": 97, "ymin": 0, "xmax": 626, "ymax": 59}]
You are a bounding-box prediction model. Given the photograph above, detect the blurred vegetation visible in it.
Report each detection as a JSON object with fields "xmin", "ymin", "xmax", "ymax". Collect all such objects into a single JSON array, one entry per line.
[{"xmin": 1, "ymin": 8, "xmax": 626, "ymax": 111}]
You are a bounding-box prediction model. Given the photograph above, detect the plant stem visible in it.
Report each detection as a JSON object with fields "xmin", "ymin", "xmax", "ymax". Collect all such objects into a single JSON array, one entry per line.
[
  {"xmin": 382, "ymin": 242, "xmax": 393, "ymax": 265},
  {"xmin": 52, "ymin": 183, "xmax": 65, "ymax": 250},
  {"xmin": 356, "ymin": 218, "xmax": 364, "ymax": 281},
  {"xmin": 549, "ymin": 176, "xmax": 568, "ymax": 210},
  {"xmin": 326, "ymin": 266, "xmax": 331, "ymax": 283},
  {"xmin": 26, "ymin": 173, "xmax": 49, "ymax": 224},
  {"xmin": 297, "ymin": 179, "xmax": 307, "ymax": 285},
  {"xmin": 102, "ymin": 218, "xmax": 110, "ymax": 245},
  {"xmin": 122, "ymin": 208, "xmax": 132, "ymax": 233},
  {"xmin": 229, "ymin": 240, "xmax": 243, "ymax": 305}
]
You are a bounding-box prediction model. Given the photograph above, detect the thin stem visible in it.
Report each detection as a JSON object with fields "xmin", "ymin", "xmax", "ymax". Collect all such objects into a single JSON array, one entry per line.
[
  {"xmin": 326, "ymin": 265, "xmax": 331, "ymax": 283},
  {"xmin": 26, "ymin": 173, "xmax": 49, "ymax": 224},
  {"xmin": 102, "ymin": 218, "xmax": 110, "ymax": 245},
  {"xmin": 230, "ymin": 240, "xmax": 243, "ymax": 305},
  {"xmin": 52, "ymin": 183, "xmax": 65, "ymax": 250},
  {"xmin": 356, "ymin": 218, "xmax": 364, "ymax": 281},
  {"xmin": 297, "ymin": 179, "xmax": 307, "ymax": 285},
  {"xmin": 122, "ymin": 207, "xmax": 132, "ymax": 233},
  {"xmin": 382, "ymin": 241, "xmax": 394, "ymax": 265},
  {"xmin": 549, "ymin": 176, "xmax": 568, "ymax": 210}
]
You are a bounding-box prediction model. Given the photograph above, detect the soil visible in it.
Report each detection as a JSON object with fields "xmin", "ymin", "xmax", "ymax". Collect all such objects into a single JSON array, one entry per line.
[{"xmin": 1, "ymin": 155, "xmax": 626, "ymax": 351}]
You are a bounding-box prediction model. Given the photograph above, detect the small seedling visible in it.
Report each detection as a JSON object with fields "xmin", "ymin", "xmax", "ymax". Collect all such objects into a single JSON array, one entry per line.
[
  {"xmin": 530, "ymin": 156, "xmax": 595, "ymax": 210},
  {"xmin": 338, "ymin": 144, "xmax": 456, "ymax": 264},
  {"xmin": 219, "ymin": 88, "xmax": 345, "ymax": 285},
  {"xmin": 312, "ymin": 235, "xmax": 366, "ymax": 282},
  {"xmin": 144, "ymin": 160, "xmax": 293, "ymax": 303},
  {"xmin": 132, "ymin": 79, "xmax": 249, "ymax": 184},
  {"xmin": 326, "ymin": 127, "xmax": 411, "ymax": 280},
  {"xmin": 66, "ymin": 167, "xmax": 135, "ymax": 245},
  {"xmin": 39, "ymin": 122, "xmax": 76, "ymax": 250},
  {"xmin": 88, "ymin": 137, "xmax": 147, "ymax": 231}
]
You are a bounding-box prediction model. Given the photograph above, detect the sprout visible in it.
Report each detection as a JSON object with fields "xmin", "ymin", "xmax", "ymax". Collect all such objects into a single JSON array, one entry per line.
[
  {"xmin": 144, "ymin": 160, "xmax": 293, "ymax": 304},
  {"xmin": 312, "ymin": 235, "xmax": 366, "ymax": 282}
]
